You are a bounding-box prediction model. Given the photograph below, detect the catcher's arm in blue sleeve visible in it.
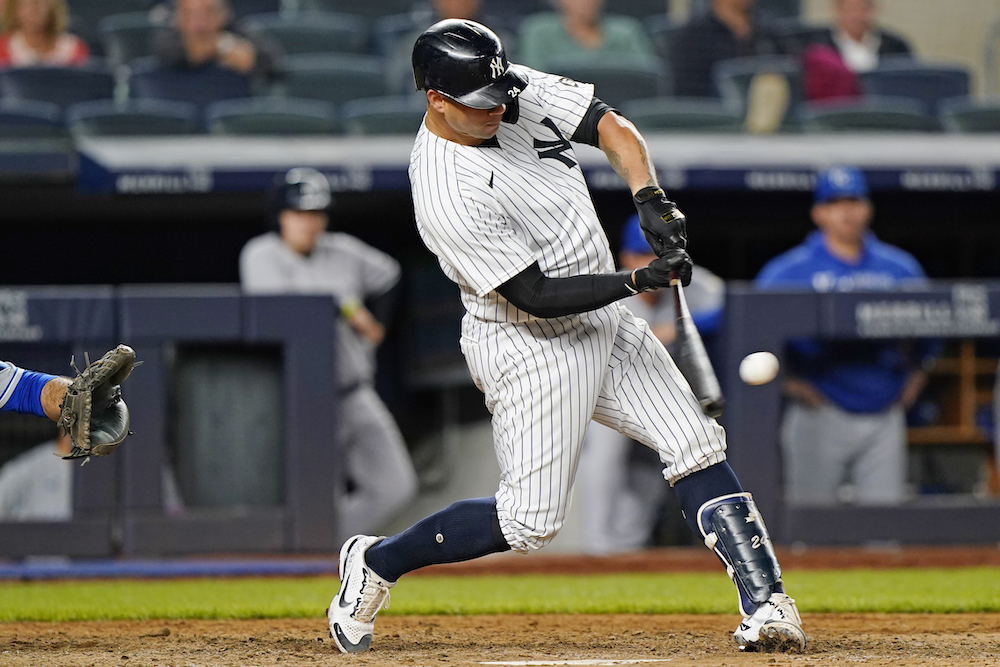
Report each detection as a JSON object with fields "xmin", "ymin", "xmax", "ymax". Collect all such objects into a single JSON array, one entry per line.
[{"xmin": 0, "ymin": 361, "xmax": 70, "ymax": 420}]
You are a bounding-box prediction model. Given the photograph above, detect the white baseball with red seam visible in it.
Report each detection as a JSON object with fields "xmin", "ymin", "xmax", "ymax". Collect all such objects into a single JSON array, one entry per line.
[{"xmin": 739, "ymin": 352, "xmax": 779, "ymax": 385}]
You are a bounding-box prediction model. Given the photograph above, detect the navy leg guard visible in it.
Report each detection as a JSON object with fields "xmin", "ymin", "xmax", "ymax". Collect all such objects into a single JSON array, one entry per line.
[{"xmin": 698, "ymin": 493, "xmax": 783, "ymax": 617}]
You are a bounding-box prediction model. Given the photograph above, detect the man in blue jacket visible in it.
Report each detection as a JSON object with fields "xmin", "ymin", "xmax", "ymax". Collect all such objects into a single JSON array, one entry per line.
[{"xmin": 755, "ymin": 166, "xmax": 934, "ymax": 505}]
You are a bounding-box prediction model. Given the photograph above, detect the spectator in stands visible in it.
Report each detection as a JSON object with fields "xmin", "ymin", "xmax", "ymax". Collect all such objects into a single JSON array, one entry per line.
[
  {"xmin": 240, "ymin": 168, "xmax": 418, "ymax": 543},
  {"xmin": 0, "ymin": 0, "xmax": 89, "ymax": 67},
  {"xmin": 669, "ymin": 0, "xmax": 780, "ymax": 98},
  {"xmin": 801, "ymin": 0, "xmax": 912, "ymax": 102},
  {"xmin": 755, "ymin": 166, "xmax": 936, "ymax": 506},
  {"xmin": 0, "ymin": 431, "xmax": 183, "ymax": 521},
  {"xmin": 518, "ymin": 0, "xmax": 656, "ymax": 71},
  {"xmin": 823, "ymin": 0, "xmax": 911, "ymax": 73},
  {"xmin": 153, "ymin": 0, "xmax": 279, "ymax": 81},
  {"xmin": 576, "ymin": 215, "xmax": 724, "ymax": 554}
]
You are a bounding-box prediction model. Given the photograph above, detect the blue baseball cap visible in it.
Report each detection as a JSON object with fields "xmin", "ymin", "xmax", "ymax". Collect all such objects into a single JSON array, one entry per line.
[
  {"xmin": 620, "ymin": 214, "xmax": 654, "ymax": 255},
  {"xmin": 814, "ymin": 166, "xmax": 869, "ymax": 204}
]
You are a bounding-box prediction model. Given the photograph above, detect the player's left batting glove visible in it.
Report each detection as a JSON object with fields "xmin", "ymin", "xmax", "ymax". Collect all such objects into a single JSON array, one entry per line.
[
  {"xmin": 59, "ymin": 344, "xmax": 138, "ymax": 460},
  {"xmin": 631, "ymin": 247, "xmax": 693, "ymax": 291},
  {"xmin": 633, "ymin": 186, "xmax": 688, "ymax": 256}
]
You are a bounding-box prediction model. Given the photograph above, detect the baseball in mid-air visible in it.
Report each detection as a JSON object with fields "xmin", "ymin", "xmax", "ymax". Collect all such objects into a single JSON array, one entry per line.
[{"xmin": 739, "ymin": 351, "xmax": 780, "ymax": 385}]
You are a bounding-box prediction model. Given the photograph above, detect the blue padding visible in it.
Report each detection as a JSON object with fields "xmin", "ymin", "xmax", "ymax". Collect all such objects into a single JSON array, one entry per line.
[
  {"xmin": 0, "ymin": 559, "xmax": 338, "ymax": 581},
  {"xmin": 1, "ymin": 368, "xmax": 57, "ymax": 417}
]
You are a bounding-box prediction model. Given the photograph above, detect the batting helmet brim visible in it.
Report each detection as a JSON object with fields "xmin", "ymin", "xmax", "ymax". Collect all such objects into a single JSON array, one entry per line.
[{"xmin": 440, "ymin": 65, "xmax": 529, "ymax": 110}]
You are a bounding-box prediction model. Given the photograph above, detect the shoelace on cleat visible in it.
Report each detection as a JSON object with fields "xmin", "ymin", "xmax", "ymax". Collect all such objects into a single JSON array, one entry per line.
[{"xmin": 353, "ymin": 579, "xmax": 391, "ymax": 623}]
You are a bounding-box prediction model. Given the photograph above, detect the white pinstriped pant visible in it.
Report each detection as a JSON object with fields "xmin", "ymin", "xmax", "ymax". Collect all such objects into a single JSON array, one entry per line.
[{"xmin": 459, "ymin": 303, "xmax": 728, "ymax": 553}]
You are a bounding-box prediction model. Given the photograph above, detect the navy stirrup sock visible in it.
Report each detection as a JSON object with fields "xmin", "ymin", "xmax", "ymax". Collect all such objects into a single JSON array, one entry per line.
[
  {"xmin": 364, "ymin": 497, "xmax": 510, "ymax": 583},
  {"xmin": 672, "ymin": 461, "xmax": 744, "ymax": 536}
]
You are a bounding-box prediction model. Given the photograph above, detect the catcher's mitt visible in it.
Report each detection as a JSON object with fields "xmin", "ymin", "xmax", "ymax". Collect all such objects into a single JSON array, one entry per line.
[{"xmin": 59, "ymin": 344, "xmax": 138, "ymax": 460}]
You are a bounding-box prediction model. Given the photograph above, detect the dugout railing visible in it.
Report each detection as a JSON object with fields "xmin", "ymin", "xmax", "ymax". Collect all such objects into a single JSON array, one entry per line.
[
  {"xmin": 722, "ymin": 281, "xmax": 1000, "ymax": 544},
  {"xmin": 2, "ymin": 283, "xmax": 1000, "ymax": 557},
  {"xmin": 0, "ymin": 286, "xmax": 340, "ymax": 558}
]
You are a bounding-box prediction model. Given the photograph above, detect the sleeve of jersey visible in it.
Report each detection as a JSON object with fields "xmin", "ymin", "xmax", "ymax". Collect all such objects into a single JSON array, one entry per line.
[
  {"xmin": 0, "ymin": 361, "xmax": 25, "ymax": 412},
  {"xmin": 522, "ymin": 67, "xmax": 596, "ymax": 142},
  {"xmin": 346, "ymin": 237, "xmax": 401, "ymax": 297}
]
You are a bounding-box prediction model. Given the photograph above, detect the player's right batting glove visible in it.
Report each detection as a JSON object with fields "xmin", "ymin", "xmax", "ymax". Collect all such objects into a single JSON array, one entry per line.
[
  {"xmin": 632, "ymin": 247, "xmax": 693, "ymax": 290},
  {"xmin": 632, "ymin": 186, "xmax": 688, "ymax": 255}
]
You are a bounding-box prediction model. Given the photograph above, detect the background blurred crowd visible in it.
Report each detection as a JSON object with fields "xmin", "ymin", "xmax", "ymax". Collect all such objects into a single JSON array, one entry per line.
[{"xmin": 0, "ymin": 0, "xmax": 997, "ymax": 137}]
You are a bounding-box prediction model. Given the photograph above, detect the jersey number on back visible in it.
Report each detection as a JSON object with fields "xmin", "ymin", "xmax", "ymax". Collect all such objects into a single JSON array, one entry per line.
[{"xmin": 534, "ymin": 118, "xmax": 576, "ymax": 169}]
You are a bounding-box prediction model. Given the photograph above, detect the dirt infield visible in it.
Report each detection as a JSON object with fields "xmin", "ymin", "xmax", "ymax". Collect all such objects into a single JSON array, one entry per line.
[
  {"xmin": 2, "ymin": 546, "xmax": 999, "ymax": 666},
  {"xmin": 2, "ymin": 614, "xmax": 999, "ymax": 667}
]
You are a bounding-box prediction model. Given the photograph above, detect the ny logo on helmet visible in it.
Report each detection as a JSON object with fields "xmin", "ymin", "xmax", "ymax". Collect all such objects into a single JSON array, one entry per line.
[{"xmin": 489, "ymin": 56, "xmax": 504, "ymax": 79}]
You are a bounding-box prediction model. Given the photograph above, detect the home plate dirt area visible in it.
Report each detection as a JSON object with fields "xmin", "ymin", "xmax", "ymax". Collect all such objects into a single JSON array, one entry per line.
[{"xmin": 2, "ymin": 546, "xmax": 999, "ymax": 667}]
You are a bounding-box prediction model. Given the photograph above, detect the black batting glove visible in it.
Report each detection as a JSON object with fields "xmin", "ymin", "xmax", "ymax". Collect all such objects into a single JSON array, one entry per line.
[
  {"xmin": 632, "ymin": 247, "xmax": 693, "ymax": 291},
  {"xmin": 632, "ymin": 186, "xmax": 688, "ymax": 255}
]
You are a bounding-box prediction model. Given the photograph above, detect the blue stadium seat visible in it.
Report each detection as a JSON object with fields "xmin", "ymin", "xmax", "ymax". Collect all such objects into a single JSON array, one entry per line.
[
  {"xmin": 0, "ymin": 100, "xmax": 67, "ymax": 138},
  {"xmin": 713, "ymin": 55, "xmax": 803, "ymax": 126},
  {"xmin": 297, "ymin": 0, "xmax": 413, "ymax": 18},
  {"xmin": 128, "ymin": 59, "xmax": 251, "ymax": 108},
  {"xmin": 0, "ymin": 65, "xmax": 115, "ymax": 109},
  {"xmin": 66, "ymin": 99, "xmax": 201, "ymax": 136},
  {"xmin": 206, "ymin": 97, "xmax": 338, "ymax": 135},
  {"xmin": 800, "ymin": 96, "xmax": 938, "ymax": 132},
  {"xmin": 938, "ymin": 96, "xmax": 1000, "ymax": 133},
  {"xmin": 859, "ymin": 59, "xmax": 971, "ymax": 116},
  {"xmin": 99, "ymin": 12, "xmax": 160, "ymax": 68},
  {"xmin": 272, "ymin": 54, "xmax": 386, "ymax": 106},
  {"xmin": 68, "ymin": 0, "xmax": 154, "ymax": 56},
  {"xmin": 239, "ymin": 11, "xmax": 369, "ymax": 55},
  {"xmin": 620, "ymin": 97, "xmax": 744, "ymax": 133},
  {"xmin": 543, "ymin": 54, "xmax": 667, "ymax": 109},
  {"xmin": 341, "ymin": 95, "xmax": 426, "ymax": 135}
]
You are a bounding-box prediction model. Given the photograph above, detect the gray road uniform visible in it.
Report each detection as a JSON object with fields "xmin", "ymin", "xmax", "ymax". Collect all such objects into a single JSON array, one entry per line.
[{"xmin": 240, "ymin": 231, "xmax": 418, "ymax": 541}]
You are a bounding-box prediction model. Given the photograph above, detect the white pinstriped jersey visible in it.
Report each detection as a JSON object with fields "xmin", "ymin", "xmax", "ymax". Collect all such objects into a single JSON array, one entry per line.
[
  {"xmin": 409, "ymin": 67, "xmax": 614, "ymax": 323},
  {"xmin": 408, "ymin": 66, "xmax": 727, "ymax": 553}
]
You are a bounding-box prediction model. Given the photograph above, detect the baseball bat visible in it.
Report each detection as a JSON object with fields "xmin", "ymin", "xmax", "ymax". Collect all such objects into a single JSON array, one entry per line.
[{"xmin": 671, "ymin": 280, "xmax": 726, "ymax": 419}]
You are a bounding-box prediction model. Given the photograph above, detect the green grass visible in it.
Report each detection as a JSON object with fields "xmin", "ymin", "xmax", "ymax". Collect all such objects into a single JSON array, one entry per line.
[{"xmin": 1, "ymin": 568, "xmax": 998, "ymax": 622}]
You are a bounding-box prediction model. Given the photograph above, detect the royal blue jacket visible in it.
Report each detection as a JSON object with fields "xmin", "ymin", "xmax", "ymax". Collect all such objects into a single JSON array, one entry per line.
[{"xmin": 755, "ymin": 230, "xmax": 934, "ymax": 413}]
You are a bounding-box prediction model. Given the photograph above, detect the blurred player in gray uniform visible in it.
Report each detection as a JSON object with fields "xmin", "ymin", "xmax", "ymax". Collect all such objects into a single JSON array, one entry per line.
[
  {"xmin": 327, "ymin": 20, "xmax": 805, "ymax": 654},
  {"xmin": 578, "ymin": 215, "xmax": 725, "ymax": 554},
  {"xmin": 240, "ymin": 168, "xmax": 418, "ymax": 542}
]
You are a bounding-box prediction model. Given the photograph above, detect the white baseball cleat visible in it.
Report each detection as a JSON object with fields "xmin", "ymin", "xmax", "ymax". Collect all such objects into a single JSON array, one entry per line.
[
  {"xmin": 732, "ymin": 592, "xmax": 806, "ymax": 652},
  {"xmin": 326, "ymin": 534, "xmax": 394, "ymax": 653}
]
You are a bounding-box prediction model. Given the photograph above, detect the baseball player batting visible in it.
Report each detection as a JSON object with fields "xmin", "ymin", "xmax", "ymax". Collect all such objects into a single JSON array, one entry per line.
[{"xmin": 327, "ymin": 19, "xmax": 805, "ymax": 654}]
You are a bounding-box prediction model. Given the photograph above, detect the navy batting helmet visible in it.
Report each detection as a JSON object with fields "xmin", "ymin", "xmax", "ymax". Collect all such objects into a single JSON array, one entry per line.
[
  {"xmin": 412, "ymin": 19, "xmax": 527, "ymax": 110},
  {"xmin": 275, "ymin": 167, "xmax": 332, "ymax": 212}
]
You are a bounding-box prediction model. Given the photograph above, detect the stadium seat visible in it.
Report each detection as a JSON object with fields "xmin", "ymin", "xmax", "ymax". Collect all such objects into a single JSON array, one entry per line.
[
  {"xmin": 800, "ymin": 96, "xmax": 938, "ymax": 132},
  {"xmin": 69, "ymin": 0, "xmax": 155, "ymax": 55},
  {"xmin": 603, "ymin": 0, "xmax": 671, "ymax": 19},
  {"xmin": 620, "ymin": 97, "xmax": 744, "ymax": 133},
  {"xmin": 713, "ymin": 55, "xmax": 803, "ymax": 130},
  {"xmin": 229, "ymin": 0, "xmax": 280, "ymax": 19},
  {"xmin": 99, "ymin": 12, "xmax": 161, "ymax": 68},
  {"xmin": 645, "ymin": 14, "xmax": 681, "ymax": 61},
  {"xmin": 0, "ymin": 65, "xmax": 115, "ymax": 109},
  {"xmin": 273, "ymin": 54, "xmax": 386, "ymax": 106},
  {"xmin": 341, "ymin": 95, "xmax": 426, "ymax": 135},
  {"xmin": 296, "ymin": 0, "xmax": 413, "ymax": 18},
  {"xmin": 772, "ymin": 21, "xmax": 828, "ymax": 56},
  {"xmin": 129, "ymin": 59, "xmax": 251, "ymax": 108},
  {"xmin": 66, "ymin": 99, "xmax": 201, "ymax": 136},
  {"xmin": 0, "ymin": 100, "xmax": 68, "ymax": 138},
  {"xmin": 206, "ymin": 97, "xmax": 338, "ymax": 135},
  {"xmin": 543, "ymin": 54, "xmax": 667, "ymax": 109},
  {"xmin": 859, "ymin": 59, "xmax": 971, "ymax": 116},
  {"xmin": 939, "ymin": 97, "xmax": 1000, "ymax": 133},
  {"xmin": 238, "ymin": 12, "xmax": 369, "ymax": 55}
]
